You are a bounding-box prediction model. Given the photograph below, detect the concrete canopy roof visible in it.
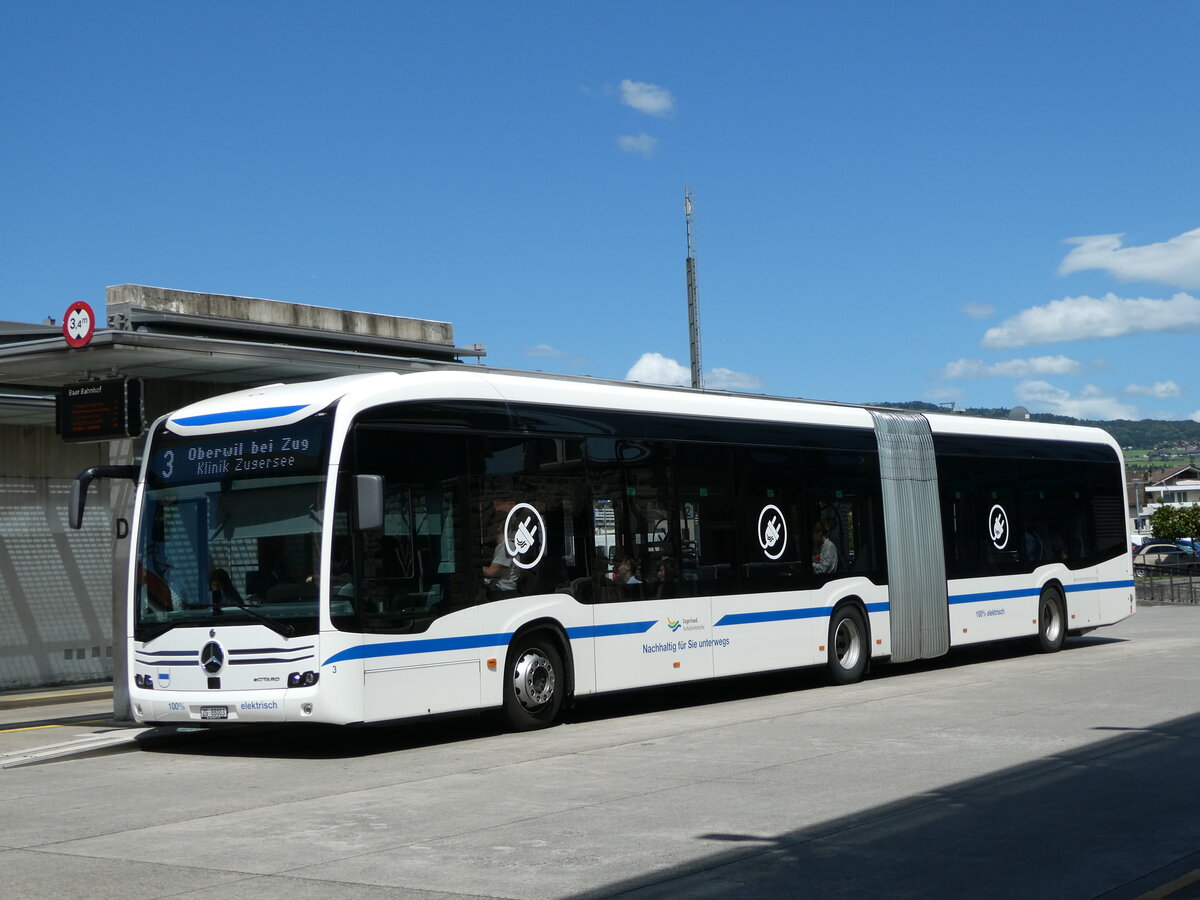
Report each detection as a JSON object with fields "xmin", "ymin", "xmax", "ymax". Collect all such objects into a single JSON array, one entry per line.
[{"xmin": 0, "ymin": 286, "xmax": 485, "ymax": 426}]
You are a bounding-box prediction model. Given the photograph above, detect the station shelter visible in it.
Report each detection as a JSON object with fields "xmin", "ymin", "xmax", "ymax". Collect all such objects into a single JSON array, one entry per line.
[{"xmin": 0, "ymin": 285, "xmax": 482, "ymax": 705}]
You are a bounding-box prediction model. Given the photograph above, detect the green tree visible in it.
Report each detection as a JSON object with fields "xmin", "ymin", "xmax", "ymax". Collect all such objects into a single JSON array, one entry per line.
[{"xmin": 1151, "ymin": 505, "xmax": 1200, "ymax": 540}]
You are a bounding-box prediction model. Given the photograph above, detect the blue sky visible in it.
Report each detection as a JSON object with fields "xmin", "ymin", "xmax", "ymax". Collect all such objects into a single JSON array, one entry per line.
[{"xmin": 3, "ymin": 2, "xmax": 1199, "ymax": 421}]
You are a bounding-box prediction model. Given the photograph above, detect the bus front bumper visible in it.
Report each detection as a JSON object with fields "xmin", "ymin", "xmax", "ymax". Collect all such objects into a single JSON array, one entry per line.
[{"xmin": 130, "ymin": 686, "xmax": 322, "ymax": 724}]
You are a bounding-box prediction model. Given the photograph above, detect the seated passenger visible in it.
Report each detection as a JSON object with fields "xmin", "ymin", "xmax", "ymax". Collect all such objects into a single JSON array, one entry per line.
[
  {"xmin": 811, "ymin": 521, "xmax": 839, "ymax": 575},
  {"xmin": 613, "ymin": 557, "xmax": 641, "ymax": 585},
  {"xmin": 208, "ymin": 568, "xmax": 243, "ymax": 606},
  {"xmin": 483, "ymin": 526, "xmax": 520, "ymax": 596}
]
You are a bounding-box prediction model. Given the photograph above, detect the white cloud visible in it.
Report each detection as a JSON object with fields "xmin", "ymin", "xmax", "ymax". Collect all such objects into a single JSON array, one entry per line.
[
  {"xmin": 524, "ymin": 343, "xmax": 568, "ymax": 359},
  {"xmin": 627, "ymin": 352, "xmax": 690, "ymax": 385},
  {"xmin": 1125, "ymin": 380, "xmax": 1182, "ymax": 398},
  {"xmin": 922, "ymin": 387, "xmax": 963, "ymax": 401},
  {"xmin": 1014, "ymin": 380, "xmax": 1137, "ymax": 420},
  {"xmin": 625, "ymin": 352, "xmax": 764, "ymax": 391},
  {"xmin": 619, "ymin": 80, "xmax": 675, "ymax": 116},
  {"xmin": 942, "ymin": 355, "xmax": 1083, "ymax": 379},
  {"xmin": 1191, "ymin": 411, "xmax": 1200, "ymax": 423},
  {"xmin": 961, "ymin": 302, "xmax": 995, "ymax": 319},
  {"xmin": 981, "ymin": 292, "xmax": 1200, "ymax": 348},
  {"xmin": 1059, "ymin": 227, "xmax": 1200, "ymax": 289},
  {"xmin": 707, "ymin": 367, "xmax": 766, "ymax": 391},
  {"xmin": 616, "ymin": 133, "xmax": 659, "ymax": 158}
]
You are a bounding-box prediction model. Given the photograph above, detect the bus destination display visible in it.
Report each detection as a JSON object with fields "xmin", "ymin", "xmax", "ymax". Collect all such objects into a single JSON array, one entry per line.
[{"xmin": 150, "ymin": 421, "xmax": 326, "ymax": 485}]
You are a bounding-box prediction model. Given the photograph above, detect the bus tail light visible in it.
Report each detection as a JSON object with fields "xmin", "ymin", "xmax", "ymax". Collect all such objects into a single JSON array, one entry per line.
[{"xmin": 288, "ymin": 671, "xmax": 320, "ymax": 687}]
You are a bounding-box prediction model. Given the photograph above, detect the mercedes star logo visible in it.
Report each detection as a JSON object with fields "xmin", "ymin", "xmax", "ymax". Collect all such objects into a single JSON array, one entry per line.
[{"xmin": 200, "ymin": 641, "xmax": 225, "ymax": 675}]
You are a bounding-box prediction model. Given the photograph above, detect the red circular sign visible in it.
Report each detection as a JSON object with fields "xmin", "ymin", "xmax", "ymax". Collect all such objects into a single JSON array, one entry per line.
[{"xmin": 63, "ymin": 301, "xmax": 96, "ymax": 348}]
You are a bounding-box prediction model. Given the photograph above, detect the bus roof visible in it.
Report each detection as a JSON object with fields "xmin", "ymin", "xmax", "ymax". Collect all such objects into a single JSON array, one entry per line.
[{"xmin": 164, "ymin": 366, "xmax": 1119, "ymax": 451}]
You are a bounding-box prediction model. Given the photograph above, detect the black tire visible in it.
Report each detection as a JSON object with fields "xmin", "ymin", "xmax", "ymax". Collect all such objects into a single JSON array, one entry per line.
[
  {"xmin": 827, "ymin": 604, "xmax": 869, "ymax": 685},
  {"xmin": 502, "ymin": 634, "xmax": 564, "ymax": 731},
  {"xmin": 1134, "ymin": 565, "xmax": 1147, "ymax": 578},
  {"xmin": 1036, "ymin": 586, "xmax": 1067, "ymax": 653}
]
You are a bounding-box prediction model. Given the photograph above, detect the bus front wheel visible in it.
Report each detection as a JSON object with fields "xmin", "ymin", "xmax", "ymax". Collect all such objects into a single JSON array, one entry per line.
[
  {"xmin": 503, "ymin": 634, "xmax": 564, "ymax": 731},
  {"xmin": 1036, "ymin": 586, "xmax": 1067, "ymax": 653},
  {"xmin": 827, "ymin": 604, "xmax": 868, "ymax": 685}
]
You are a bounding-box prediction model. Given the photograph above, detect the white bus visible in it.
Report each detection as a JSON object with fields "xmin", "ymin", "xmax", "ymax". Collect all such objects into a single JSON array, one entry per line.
[{"xmin": 71, "ymin": 369, "xmax": 1134, "ymax": 729}]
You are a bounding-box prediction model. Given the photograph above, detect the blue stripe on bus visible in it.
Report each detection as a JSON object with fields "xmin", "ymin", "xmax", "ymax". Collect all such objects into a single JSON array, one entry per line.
[
  {"xmin": 1064, "ymin": 579, "xmax": 1135, "ymax": 593},
  {"xmin": 323, "ymin": 632, "xmax": 516, "ymax": 666},
  {"xmin": 714, "ymin": 601, "xmax": 889, "ymax": 628},
  {"xmin": 565, "ymin": 621, "xmax": 657, "ymax": 639},
  {"xmin": 173, "ymin": 405, "xmax": 307, "ymax": 427},
  {"xmin": 321, "ymin": 621, "xmax": 659, "ymax": 666},
  {"xmin": 319, "ymin": 580, "xmax": 1133, "ymax": 666},
  {"xmin": 950, "ymin": 579, "xmax": 1133, "ymax": 605},
  {"xmin": 948, "ymin": 587, "xmax": 1039, "ymax": 605}
]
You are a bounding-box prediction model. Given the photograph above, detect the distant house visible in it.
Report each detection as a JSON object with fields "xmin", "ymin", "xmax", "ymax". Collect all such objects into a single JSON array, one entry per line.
[{"xmin": 1130, "ymin": 465, "xmax": 1200, "ymax": 533}]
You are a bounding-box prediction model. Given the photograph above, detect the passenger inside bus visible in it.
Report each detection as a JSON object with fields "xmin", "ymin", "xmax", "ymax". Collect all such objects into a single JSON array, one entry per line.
[
  {"xmin": 613, "ymin": 557, "xmax": 640, "ymax": 585},
  {"xmin": 483, "ymin": 525, "xmax": 521, "ymax": 596},
  {"xmin": 811, "ymin": 520, "xmax": 839, "ymax": 575},
  {"xmin": 208, "ymin": 568, "xmax": 243, "ymax": 606}
]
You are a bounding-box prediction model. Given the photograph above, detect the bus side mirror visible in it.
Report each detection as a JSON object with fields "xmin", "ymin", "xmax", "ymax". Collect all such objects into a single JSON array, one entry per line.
[
  {"xmin": 69, "ymin": 465, "xmax": 137, "ymax": 530},
  {"xmin": 355, "ymin": 474, "xmax": 384, "ymax": 531}
]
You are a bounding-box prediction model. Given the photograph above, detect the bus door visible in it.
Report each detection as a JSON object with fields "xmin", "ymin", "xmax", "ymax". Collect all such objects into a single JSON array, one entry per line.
[
  {"xmin": 349, "ymin": 428, "xmax": 481, "ymax": 721},
  {"xmin": 1022, "ymin": 460, "xmax": 1101, "ymax": 627},
  {"xmin": 586, "ymin": 438, "xmax": 715, "ymax": 692}
]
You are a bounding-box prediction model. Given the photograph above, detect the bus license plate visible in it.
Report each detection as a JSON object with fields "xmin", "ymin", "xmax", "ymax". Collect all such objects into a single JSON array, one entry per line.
[{"xmin": 200, "ymin": 706, "xmax": 229, "ymax": 720}]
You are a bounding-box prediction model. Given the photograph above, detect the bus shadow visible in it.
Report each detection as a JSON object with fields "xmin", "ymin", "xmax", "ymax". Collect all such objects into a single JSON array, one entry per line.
[
  {"xmin": 134, "ymin": 635, "xmax": 1124, "ymax": 760},
  {"xmin": 571, "ymin": 708, "xmax": 1200, "ymax": 900},
  {"xmin": 134, "ymin": 713, "xmax": 508, "ymax": 760}
]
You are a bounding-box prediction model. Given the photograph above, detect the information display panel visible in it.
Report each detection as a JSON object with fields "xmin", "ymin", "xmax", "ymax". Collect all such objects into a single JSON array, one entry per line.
[{"xmin": 57, "ymin": 377, "xmax": 143, "ymax": 442}]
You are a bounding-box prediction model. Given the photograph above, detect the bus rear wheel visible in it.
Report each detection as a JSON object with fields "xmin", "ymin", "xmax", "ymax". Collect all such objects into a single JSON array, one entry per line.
[
  {"xmin": 827, "ymin": 604, "xmax": 868, "ymax": 685},
  {"xmin": 1036, "ymin": 586, "xmax": 1066, "ymax": 653},
  {"xmin": 503, "ymin": 634, "xmax": 564, "ymax": 731}
]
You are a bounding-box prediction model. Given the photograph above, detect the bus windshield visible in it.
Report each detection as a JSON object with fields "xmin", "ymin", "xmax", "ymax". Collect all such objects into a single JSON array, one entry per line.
[{"xmin": 134, "ymin": 417, "xmax": 336, "ymax": 640}]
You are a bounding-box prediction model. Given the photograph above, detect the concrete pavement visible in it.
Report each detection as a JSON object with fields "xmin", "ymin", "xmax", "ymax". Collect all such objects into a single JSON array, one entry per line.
[{"xmin": 3, "ymin": 604, "xmax": 1200, "ymax": 898}]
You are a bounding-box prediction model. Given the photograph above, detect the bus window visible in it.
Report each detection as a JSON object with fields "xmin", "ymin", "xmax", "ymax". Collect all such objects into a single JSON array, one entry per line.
[
  {"xmin": 472, "ymin": 435, "xmax": 587, "ymax": 602},
  {"xmin": 940, "ymin": 455, "xmax": 1022, "ymax": 577},
  {"xmin": 341, "ymin": 429, "xmax": 472, "ymax": 634},
  {"xmin": 801, "ymin": 449, "xmax": 884, "ymax": 581},
  {"xmin": 735, "ymin": 446, "xmax": 805, "ymax": 590},
  {"xmin": 585, "ymin": 438, "xmax": 672, "ymax": 601},
  {"xmin": 673, "ymin": 443, "xmax": 737, "ymax": 597}
]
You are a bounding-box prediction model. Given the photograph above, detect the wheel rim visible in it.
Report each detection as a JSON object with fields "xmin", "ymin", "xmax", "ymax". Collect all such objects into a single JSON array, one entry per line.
[
  {"xmin": 833, "ymin": 616, "xmax": 862, "ymax": 671},
  {"xmin": 1042, "ymin": 595, "xmax": 1062, "ymax": 643},
  {"xmin": 512, "ymin": 649, "xmax": 556, "ymax": 711}
]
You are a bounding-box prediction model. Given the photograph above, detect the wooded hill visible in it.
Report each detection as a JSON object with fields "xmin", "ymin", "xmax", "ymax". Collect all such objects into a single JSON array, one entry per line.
[{"xmin": 870, "ymin": 401, "xmax": 1200, "ymax": 453}]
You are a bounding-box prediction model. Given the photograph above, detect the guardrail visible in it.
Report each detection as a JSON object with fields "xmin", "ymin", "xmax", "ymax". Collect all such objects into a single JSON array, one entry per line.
[{"xmin": 1135, "ymin": 563, "xmax": 1200, "ymax": 604}]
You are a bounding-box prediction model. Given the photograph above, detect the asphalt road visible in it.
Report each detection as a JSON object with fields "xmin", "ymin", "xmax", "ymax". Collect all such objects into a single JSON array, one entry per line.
[{"xmin": 3, "ymin": 603, "xmax": 1200, "ymax": 899}]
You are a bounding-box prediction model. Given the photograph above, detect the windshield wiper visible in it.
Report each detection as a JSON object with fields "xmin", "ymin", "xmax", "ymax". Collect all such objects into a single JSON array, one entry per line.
[
  {"xmin": 139, "ymin": 620, "xmax": 180, "ymax": 642},
  {"xmin": 138, "ymin": 613, "xmax": 209, "ymax": 643},
  {"xmin": 213, "ymin": 590, "xmax": 295, "ymax": 638}
]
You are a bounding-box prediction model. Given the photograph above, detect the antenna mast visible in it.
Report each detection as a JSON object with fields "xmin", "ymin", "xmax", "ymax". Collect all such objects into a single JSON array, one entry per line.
[{"xmin": 684, "ymin": 186, "xmax": 703, "ymax": 389}]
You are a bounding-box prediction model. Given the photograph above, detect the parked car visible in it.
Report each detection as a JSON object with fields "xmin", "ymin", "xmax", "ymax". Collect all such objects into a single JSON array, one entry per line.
[{"xmin": 1133, "ymin": 542, "xmax": 1200, "ymax": 576}]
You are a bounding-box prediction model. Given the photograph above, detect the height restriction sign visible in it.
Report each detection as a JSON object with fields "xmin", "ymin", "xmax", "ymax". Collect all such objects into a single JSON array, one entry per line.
[{"xmin": 63, "ymin": 301, "xmax": 95, "ymax": 348}]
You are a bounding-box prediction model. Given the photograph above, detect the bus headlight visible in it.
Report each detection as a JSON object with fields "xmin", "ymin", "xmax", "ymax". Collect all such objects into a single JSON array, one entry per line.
[
  {"xmin": 288, "ymin": 671, "xmax": 319, "ymax": 687},
  {"xmin": 134, "ymin": 674, "xmax": 154, "ymax": 689}
]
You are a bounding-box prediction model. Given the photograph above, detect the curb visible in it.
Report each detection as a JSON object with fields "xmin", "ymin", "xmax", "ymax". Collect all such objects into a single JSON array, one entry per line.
[{"xmin": 0, "ymin": 686, "xmax": 114, "ymax": 711}]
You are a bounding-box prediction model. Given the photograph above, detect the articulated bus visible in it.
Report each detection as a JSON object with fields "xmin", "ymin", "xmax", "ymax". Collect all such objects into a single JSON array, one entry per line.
[{"xmin": 71, "ymin": 369, "xmax": 1134, "ymax": 729}]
